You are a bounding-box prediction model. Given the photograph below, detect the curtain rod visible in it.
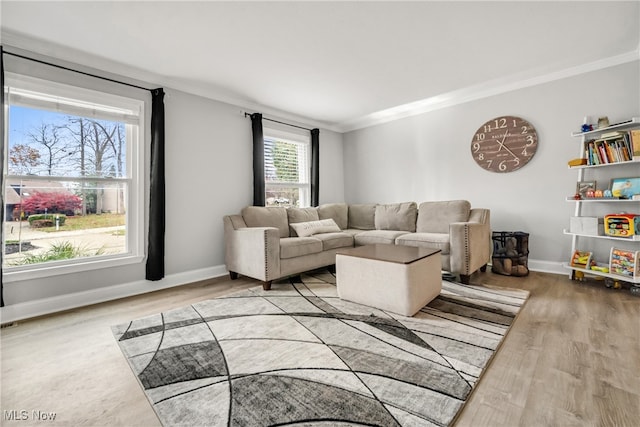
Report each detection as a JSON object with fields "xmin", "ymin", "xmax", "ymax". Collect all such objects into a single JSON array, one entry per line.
[
  {"xmin": 244, "ymin": 112, "xmax": 313, "ymax": 131},
  {"xmin": 2, "ymin": 49, "xmax": 155, "ymax": 93}
]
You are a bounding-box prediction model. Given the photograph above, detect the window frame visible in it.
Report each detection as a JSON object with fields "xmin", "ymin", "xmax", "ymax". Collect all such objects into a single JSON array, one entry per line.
[
  {"xmin": 2, "ymin": 73, "xmax": 146, "ymax": 283},
  {"xmin": 263, "ymin": 126, "xmax": 311, "ymax": 208}
]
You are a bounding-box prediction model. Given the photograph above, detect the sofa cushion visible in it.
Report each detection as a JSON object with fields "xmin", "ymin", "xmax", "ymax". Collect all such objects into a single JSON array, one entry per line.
[
  {"xmin": 241, "ymin": 206, "xmax": 289, "ymax": 238},
  {"xmin": 396, "ymin": 232, "xmax": 451, "ymax": 254},
  {"xmin": 287, "ymin": 207, "xmax": 320, "ymax": 236},
  {"xmin": 290, "ymin": 219, "xmax": 341, "ymax": 238},
  {"xmin": 374, "ymin": 202, "xmax": 417, "ymax": 232},
  {"xmin": 280, "ymin": 237, "xmax": 323, "ymax": 259},
  {"xmin": 318, "ymin": 203, "xmax": 348, "ymax": 230},
  {"xmin": 312, "ymin": 232, "xmax": 354, "ymax": 251},
  {"xmin": 354, "ymin": 230, "xmax": 408, "ymax": 246},
  {"xmin": 417, "ymin": 200, "xmax": 471, "ymax": 233},
  {"xmin": 348, "ymin": 204, "xmax": 377, "ymax": 230}
]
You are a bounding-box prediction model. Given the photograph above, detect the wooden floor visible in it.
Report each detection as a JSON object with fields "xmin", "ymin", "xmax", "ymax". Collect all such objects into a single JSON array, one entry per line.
[{"xmin": 1, "ymin": 270, "xmax": 639, "ymax": 426}]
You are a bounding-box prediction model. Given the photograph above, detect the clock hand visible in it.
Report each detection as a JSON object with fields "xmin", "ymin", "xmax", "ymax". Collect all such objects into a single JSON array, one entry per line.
[
  {"xmin": 495, "ymin": 131, "xmax": 520, "ymax": 160},
  {"xmin": 495, "ymin": 131, "xmax": 509, "ymax": 151},
  {"xmin": 502, "ymin": 144, "xmax": 520, "ymax": 160},
  {"xmin": 496, "ymin": 131, "xmax": 509, "ymax": 152}
]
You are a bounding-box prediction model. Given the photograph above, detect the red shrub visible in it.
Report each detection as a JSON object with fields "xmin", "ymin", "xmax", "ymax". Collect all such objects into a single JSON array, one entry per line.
[{"xmin": 22, "ymin": 191, "xmax": 82, "ymax": 215}]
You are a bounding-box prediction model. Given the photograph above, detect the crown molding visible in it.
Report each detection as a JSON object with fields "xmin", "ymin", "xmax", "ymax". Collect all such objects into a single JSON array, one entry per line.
[{"xmin": 336, "ymin": 49, "xmax": 640, "ymax": 133}]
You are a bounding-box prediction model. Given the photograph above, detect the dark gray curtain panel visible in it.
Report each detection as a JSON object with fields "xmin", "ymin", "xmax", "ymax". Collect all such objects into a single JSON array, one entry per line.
[
  {"xmin": 145, "ymin": 88, "xmax": 166, "ymax": 281},
  {"xmin": 310, "ymin": 128, "xmax": 319, "ymax": 207},
  {"xmin": 1, "ymin": 46, "xmax": 5, "ymax": 306},
  {"xmin": 251, "ymin": 113, "xmax": 265, "ymax": 206}
]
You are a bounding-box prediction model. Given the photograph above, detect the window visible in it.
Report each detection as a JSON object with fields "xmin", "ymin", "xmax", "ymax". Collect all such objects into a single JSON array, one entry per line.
[
  {"xmin": 263, "ymin": 128, "xmax": 310, "ymax": 208},
  {"xmin": 2, "ymin": 74, "xmax": 145, "ymax": 280}
]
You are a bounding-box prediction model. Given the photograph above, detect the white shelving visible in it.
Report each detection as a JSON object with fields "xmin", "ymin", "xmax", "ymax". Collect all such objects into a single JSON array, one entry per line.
[
  {"xmin": 568, "ymin": 159, "xmax": 640, "ymax": 170},
  {"xmin": 563, "ymin": 229, "xmax": 640, "ymax": 242},
  {"xmin": 567, "ymin": 118, "xmax": 640, "ymax": 286},
  {"xmin": 566, "ymin": 197, "xmax": 639, "ymax": 203},
  {"xmin": 570, "ymin": 117, "xmax": 640, "ymax": 137},
  {"xmin": 562, "ymin": 263, "xmax": 640, "ymax": 284}
]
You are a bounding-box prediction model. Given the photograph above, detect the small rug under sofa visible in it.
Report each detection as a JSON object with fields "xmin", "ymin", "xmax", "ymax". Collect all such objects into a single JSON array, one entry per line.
[{"xmin": 112, "ymin": 271, "xmax": 528, "ymax": 426}]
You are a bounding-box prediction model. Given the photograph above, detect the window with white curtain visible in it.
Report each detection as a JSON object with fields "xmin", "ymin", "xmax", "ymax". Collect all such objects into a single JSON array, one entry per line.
[
  {"xmin": 263, "ymin": 127, "xmax": 310, "ymax": 208},
  {"xmin": 2, "ymin": 74, "xmax": 145, "ymax": 281}
]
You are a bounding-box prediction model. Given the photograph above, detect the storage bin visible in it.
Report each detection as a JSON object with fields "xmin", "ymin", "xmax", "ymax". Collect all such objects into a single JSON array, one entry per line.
[{"xmin": 492, "ymin": 231, "xmax": 529, "ymax": 277}]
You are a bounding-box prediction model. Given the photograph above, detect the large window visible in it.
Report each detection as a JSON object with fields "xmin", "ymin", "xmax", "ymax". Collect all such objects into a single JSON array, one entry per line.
[
  {"xmin": 2, "ymin": 74, "xmax": 144, "ymax": 280},
  {"xmin": 264, "ymin": 128, "xmax": 310, "ymax": 208}
]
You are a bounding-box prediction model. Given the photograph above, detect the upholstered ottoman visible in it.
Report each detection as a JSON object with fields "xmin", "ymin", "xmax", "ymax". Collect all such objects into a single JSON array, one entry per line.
[{"xmin": 336, "ymin": 244, "xmax": 442, "ymax": 316}]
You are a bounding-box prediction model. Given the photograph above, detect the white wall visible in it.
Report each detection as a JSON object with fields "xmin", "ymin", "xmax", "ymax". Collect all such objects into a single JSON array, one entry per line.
[
  {"xmin": 2, "ymin": 86, "xmax": 345, "ymax": 319},
  {"xmin": 343, "ymin": 61, "xmax": 640, "ymax": 273}
]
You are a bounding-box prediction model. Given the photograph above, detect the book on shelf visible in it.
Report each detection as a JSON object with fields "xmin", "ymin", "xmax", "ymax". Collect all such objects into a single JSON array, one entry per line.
[
  {"xmin": 583, "ymin": 131, "xmax": 635, "ymax": 165},
  {"xmin": 631, "ymin": 129, "xmax": 640, "ymax": 159},
  {"xmin": 600, "ymin": 131, "xmax": 623, "ymax": 140}
]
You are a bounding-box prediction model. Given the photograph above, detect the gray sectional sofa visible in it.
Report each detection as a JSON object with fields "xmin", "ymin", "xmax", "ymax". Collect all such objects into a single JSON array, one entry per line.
[{"xmin": 223, "ymin": 200, "xmax": 491, "ymax": 289}]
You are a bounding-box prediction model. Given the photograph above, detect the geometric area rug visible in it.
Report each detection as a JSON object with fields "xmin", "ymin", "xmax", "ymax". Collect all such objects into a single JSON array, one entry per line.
[{"xmin": 112, "ymin": 270, "xmax": 529, "ymax": 427}]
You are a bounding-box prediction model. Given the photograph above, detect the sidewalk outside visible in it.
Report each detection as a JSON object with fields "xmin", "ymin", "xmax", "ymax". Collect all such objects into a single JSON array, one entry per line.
[{"xmin": 3, "ymin": 220, "xmax": 126, "ymax": 264}]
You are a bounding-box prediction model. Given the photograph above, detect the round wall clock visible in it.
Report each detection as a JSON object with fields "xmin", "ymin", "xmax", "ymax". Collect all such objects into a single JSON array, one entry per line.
[{"xmin": 471, "ymin": 116, "xmax": 538, "ymax": 173}]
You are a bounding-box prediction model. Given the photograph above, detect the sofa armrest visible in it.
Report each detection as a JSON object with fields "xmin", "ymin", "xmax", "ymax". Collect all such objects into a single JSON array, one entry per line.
[
  {"xmin": 224, "ymin": 217, "xmax": 281, "ymax": 281},
  {"xmin": 449, "ymin": 221, "xmax": 491, "ymax": 275}
]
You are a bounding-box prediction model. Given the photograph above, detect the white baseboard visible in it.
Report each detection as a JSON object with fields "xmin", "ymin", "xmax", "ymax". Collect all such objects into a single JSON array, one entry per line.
[
  {"xmin": 488, "ymin": 258, "xmax": 565, "ymax": 276},
  {"xmin": 0, "ymin": 265, "xmax": 229, "ymax": 324},
  {"xmin": 528, "ymin": 259, "xmax": 566, "ymax": 276}
]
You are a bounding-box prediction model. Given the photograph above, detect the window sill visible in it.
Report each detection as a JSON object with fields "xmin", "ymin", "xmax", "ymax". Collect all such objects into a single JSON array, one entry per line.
[{"xmin": 3, "ymin": 254, "xmax": 145, "ymax": 283}]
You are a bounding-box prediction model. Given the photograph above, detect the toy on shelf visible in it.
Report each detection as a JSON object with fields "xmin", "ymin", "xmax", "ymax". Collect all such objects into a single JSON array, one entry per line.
[
  {"xmin": 604, "ymin": 214, "xmax": 639, "ymax": 237},
  {"xmin": 609, "ymin": 247, "xmax": 639, "ymax": 279},
  {"xmin": 570, "ymin": 250, "xmax": 594, "ymax": 269},
  {"xmin": 591, "ymin": 264, "xmax": 609, "ymax": 273}
]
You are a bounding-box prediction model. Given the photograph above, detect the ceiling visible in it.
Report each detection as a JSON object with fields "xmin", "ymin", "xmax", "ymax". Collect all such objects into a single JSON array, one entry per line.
[{"xmin": 1, "ymin": 1, "xmax": 639, "ymax": 132}]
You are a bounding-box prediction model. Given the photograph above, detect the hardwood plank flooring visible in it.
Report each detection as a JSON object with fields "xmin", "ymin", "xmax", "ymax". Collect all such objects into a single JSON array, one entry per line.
[{"xmin": 1, "ymin": 270, "xmax": 638, "ymax": 426}]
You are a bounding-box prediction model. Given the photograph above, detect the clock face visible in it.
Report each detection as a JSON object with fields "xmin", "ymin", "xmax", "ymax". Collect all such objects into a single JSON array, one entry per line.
[{"xmin": 471, "ymin": 116, "xmax": 538, "ymax": 173}]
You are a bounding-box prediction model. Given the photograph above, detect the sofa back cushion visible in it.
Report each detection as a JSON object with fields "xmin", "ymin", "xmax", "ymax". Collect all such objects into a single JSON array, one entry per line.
[
  {"xmin": 317, "ymin": 203, "xmax": 348, "ymax": 230},
  {"xmin": 241, "ymin": 206, "xmax": 289, "ymax": 238},
  {"xmin": 348, "ymin": 204, "xmax": 377, "ymax": 230},
  {"xmin": 287, "ymin": 207, "xmax": 320, "ymax": 236},
  {"xmin": 417, "ymin": 200, "xmax": 471, "ymax": 233},
  {"xmin": 374, "ymin": 202, "xmax": 417, "ymax": 232}
]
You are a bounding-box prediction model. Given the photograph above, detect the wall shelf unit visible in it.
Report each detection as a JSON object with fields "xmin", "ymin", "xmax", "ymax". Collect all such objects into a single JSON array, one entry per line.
[
  {"xmin": 565, "ymin": 198, "xmax": 639, "ymax": 203},
  {"xmin": 566, "ymin": 117, "xmax": 640, "ymax": 289},
  {"xmin": 568, "ymin": 159, "xmax": 640, "ymax": 170},
  {"xmin": 563, "ymin": 229, "xmax": 640, "ymax": 242}
]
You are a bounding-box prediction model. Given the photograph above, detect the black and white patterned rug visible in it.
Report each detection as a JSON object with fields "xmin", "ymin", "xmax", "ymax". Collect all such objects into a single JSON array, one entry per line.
[{"xmin": 112, "ymin": 271, "xmax": 528, "ymax": 426}]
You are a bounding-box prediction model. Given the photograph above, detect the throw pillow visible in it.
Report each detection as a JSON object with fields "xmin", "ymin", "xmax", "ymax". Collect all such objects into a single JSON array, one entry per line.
[
  {"xmin": 290, "ymin": 219, "xmax": 341, "ymax": 238},
  {"xmin": 287, "ymin": 207, "xmax": 320, "ymax": 236},
  {"xmin": 374, "ymin": 202, "xmax": 417, "ymax": 232}
]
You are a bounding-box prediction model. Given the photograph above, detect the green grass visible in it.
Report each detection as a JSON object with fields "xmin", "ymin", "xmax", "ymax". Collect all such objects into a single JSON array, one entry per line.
[{"xmin": 37, "ymin": 213, "xmax": 125, "ymax": 232}]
